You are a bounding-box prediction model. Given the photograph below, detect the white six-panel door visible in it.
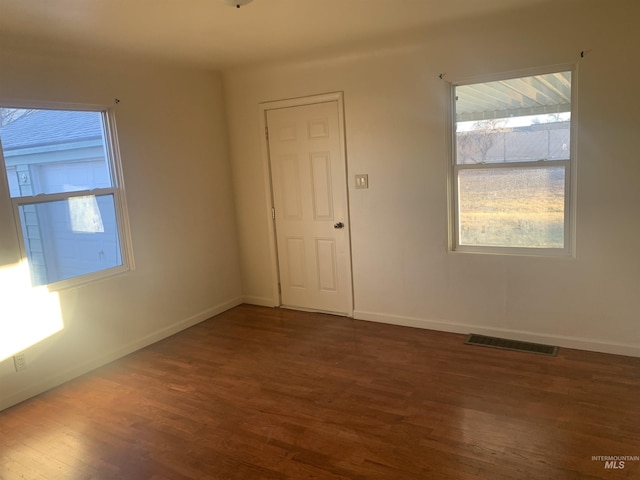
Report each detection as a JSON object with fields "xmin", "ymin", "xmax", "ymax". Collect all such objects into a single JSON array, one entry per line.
[{"xmin": 266, "ymin": 100, "xmax": 352, "ymax": 315}]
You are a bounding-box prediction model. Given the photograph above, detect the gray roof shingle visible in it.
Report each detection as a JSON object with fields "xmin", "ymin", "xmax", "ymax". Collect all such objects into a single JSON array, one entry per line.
[{"xmin": 0, "ymin": 109, "xmax": 103, "ymax": 151}]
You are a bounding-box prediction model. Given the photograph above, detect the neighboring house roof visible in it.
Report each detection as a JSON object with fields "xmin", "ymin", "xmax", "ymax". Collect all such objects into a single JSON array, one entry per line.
[{"xmin": 0, "ymin": 109, "xmax": 102, "ymax": 152}]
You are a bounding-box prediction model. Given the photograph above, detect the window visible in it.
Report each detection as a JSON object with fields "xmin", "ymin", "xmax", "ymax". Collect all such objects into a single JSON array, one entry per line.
[
  {"xmin": 450, "ymin": 70, "xmax": 574, "ymax": 255},
  {"xmin": 0, "ymin": 106, "xmax": 132, "ymax": 287}
]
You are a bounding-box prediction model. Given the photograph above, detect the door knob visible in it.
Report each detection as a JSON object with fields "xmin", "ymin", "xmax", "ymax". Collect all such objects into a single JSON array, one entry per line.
[{"xmin": 334, "ymin": 222, "xmax": 344, "ymax": 229}]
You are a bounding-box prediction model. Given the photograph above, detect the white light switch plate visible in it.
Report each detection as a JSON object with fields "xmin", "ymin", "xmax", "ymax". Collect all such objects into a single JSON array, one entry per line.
[{"xmin": 355, "ymin": 174, "xmax": 368, "ymax": 189}]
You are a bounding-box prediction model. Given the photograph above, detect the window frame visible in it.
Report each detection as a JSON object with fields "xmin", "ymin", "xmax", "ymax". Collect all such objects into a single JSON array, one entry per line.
[
  {"xmin": 0, "ymin": 101, "xmax": 134, "ymax": 290},
  {"xmin": 448, "ymin": 66, "xmax": 577, "ymax": 257}
]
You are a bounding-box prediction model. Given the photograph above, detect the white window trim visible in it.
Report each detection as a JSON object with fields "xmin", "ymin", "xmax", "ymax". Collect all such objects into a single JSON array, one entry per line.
[
  {"xmin": 447, "ymin": 65, "xmax": 578, "ymax": 258},
  {"xmin": 0, "ymin": 102, "xmax": 135, "ymax": 290}
]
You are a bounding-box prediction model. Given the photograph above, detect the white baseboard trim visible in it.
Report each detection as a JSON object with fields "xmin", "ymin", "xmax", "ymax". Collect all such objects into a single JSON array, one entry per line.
[
  {"xmin": 243, "ymin": 295, "xmax": 278, "ymax": 307},
  {"xmin": 0, "ymin": 296, "xmax": 243, "ymax": 412},
  {"xmin": 354, "ymin": 310, "xmax": 640, "ymax": 358}
]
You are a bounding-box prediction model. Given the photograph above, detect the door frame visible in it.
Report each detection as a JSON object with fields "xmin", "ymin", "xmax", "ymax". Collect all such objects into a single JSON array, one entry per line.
[{"xmin": 259, "ymin": 92, "xmax": 354, "ymax": 316}]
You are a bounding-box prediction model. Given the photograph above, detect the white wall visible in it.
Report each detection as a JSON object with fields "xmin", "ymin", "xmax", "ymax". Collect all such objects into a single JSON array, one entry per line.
[
  {"xmin": 224, "ymin": 0, "xmax": 640, "ymax": 356},
  {"xmin": 0, "ymin": 48, "xmax": 243, "ymax": 410}
]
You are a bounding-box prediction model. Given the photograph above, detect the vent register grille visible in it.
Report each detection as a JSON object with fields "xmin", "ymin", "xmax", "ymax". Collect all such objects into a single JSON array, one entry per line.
[{"xmin": 466, "ymin": 334, "xmax": 558, "ymax": 356}]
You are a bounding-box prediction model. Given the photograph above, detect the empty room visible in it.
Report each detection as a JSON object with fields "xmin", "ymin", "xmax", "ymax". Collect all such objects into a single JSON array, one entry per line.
[{"xmin": 1, "ymin": 0, "xmax": 639, "ymax": 478}]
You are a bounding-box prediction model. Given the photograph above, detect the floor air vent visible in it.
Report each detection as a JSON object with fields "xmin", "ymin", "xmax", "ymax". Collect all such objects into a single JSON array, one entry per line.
[{"xmin": 465, "ymin": 334, "xmax": 558, "ymax": 356}]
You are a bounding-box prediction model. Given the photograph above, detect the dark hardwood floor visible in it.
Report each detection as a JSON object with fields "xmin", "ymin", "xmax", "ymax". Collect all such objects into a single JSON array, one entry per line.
[{"xmin": 1, "ymin": 304, "xmax": 639, "ymax": 479}]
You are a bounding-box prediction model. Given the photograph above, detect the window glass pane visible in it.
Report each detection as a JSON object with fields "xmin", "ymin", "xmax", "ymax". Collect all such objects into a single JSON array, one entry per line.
[
  {"xmin": 18, "ymin": 194, "xmax": 122, "ymax": 286},
  {"xmin": 0, "ymin": 108, "xmax": 112, "ymax": 197},
  {"xmin": 458, "ymin": 167, "xmax": 565, "ymax": 248},
  {"xmin": 455, "ymin": 71, "xmax": 571, "ymax": 165},
  {"xmin": 456, "ymin": 114, "xmax": 571, "ymax": 164}
]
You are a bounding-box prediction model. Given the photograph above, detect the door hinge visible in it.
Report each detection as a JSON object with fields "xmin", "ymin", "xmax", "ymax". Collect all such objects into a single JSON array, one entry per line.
[
  {"xmin": 265, "ymin": 126, "xmax": 269, "ymax": 141},
  {"xmin": 272, "ymin": 207, "xmax": 275, "ymax": 220}
]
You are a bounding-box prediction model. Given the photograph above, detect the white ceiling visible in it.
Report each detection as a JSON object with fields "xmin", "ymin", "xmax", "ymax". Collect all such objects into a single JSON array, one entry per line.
[{"xmin": 0, "ymin": 0, "xmax": 550, "ymax": 69}]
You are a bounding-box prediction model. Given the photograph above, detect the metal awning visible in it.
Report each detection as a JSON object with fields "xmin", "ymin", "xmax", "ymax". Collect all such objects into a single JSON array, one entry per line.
[{"xmin": 455, "ymin": 71, "xmax": 572, "ymax": 122}]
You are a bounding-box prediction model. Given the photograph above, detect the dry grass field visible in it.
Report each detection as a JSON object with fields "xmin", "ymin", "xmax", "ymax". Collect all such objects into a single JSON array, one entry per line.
[{"xmin": 458, "ymin": 167, "xmax": 565, "ymax": 248}]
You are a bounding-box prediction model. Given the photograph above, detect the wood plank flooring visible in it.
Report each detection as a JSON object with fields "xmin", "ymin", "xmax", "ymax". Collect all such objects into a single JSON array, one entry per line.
[{"xmin": 1, "ymin": 304, "xmax": 639, "ymax": 479}]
